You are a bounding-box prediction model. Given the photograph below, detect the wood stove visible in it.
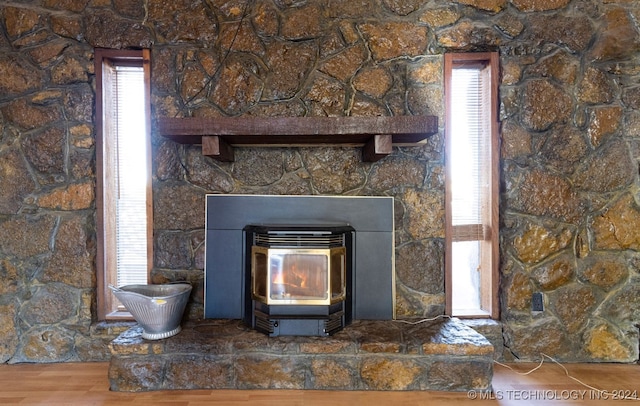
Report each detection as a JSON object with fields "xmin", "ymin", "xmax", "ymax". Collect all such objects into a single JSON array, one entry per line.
[
  {"xmin": 204, "ymin": 195, "xmax": 395, "ymax": 325},
  {"xmin": 243, "ymin": 224, "xmax": 354, "ymax": 336}
]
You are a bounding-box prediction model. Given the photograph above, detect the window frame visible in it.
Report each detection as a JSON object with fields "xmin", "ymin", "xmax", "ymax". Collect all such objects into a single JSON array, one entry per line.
[
  {"xmin": 444, "ymin": 52, "xmax": 500, "ymax": 319},
  {"xmin": 95, "ymin": 48, "xmax": 153, "ymax": 321}
]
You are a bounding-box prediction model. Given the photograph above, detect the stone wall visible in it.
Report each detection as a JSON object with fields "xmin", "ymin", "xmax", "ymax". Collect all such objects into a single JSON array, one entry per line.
[{"xmin": 0, "ymin": 0, "xmax": 638, "ymax": 364}]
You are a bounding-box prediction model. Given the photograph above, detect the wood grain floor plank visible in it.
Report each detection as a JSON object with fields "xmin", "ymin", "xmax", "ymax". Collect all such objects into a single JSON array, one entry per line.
[{"xmin": 0, "ymin": 362, "xmax": 638, "ymax": 405}]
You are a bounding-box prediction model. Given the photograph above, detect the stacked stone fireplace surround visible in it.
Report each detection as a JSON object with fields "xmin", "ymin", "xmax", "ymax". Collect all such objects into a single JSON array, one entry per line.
[
  {"xmin": 109, "ymin": 187, "xmax": 501, "ymax": 392},
  {"xmin": 2, "ymin": 0, "xmax": 639, "ymax": 393}
]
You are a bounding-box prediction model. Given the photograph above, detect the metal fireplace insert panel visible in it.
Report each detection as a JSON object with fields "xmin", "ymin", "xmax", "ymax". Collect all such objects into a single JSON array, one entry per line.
[{"xmin": 204, "ymin": 194, "xmax": 395, "ymax": 321}]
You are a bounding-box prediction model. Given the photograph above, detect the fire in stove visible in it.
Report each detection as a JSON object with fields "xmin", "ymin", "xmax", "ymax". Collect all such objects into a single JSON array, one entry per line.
[
  {"xmin": 244, "ymin": 224, "xmax": 354, "ymax": 336},
  {"xmin": 252, "ymin": 248, "xmax": 345, "ymax": 304}
]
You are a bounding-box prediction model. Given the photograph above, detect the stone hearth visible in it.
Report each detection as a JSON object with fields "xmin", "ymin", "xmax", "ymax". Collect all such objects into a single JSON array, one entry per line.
[{"xmin": 108, "ymin": 318, "xmax": 493, "ymax": 392}]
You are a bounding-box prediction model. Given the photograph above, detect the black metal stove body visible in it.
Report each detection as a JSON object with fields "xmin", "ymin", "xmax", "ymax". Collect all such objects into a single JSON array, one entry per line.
[{"xmin": 243, "ymin": 224, "xmax": 354, "ymax": 337}]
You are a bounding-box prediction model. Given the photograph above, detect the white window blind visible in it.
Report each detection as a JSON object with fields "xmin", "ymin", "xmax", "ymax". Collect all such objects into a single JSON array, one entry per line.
[
  {"xmin": 107, "ymin": 64, "xmax": 149, "ymax": 287},
  {"xmin": 450, "ymin": 66, "xmax": 491, "ymax": 242}
]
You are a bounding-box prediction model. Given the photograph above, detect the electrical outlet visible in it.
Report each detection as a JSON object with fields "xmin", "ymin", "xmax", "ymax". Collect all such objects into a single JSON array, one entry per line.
[{"xmin": 532, "ymin": 292, "xmax": 544, "ymax": 312}]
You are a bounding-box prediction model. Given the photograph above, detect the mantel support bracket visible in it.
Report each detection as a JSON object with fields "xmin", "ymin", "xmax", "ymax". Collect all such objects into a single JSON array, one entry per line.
[
  {"xmin": 363, "ymin": 135, "xmax": 392, "ymax": 162},
  {"xmin": 202, "ymin": 136, "xmax": 234, "ymax": 162}
]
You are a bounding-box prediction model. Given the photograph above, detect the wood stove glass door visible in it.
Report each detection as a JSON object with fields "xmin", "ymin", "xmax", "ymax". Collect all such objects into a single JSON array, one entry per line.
[{"xmin": 251, "ymin": 247, "xmax": 337, "ymax": 305}]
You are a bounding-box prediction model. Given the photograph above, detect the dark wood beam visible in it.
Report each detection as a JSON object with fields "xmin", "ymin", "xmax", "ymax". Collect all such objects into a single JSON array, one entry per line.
[{"xmin": 156, "ymin": 115, "xmax": 438, "ymax": 161}]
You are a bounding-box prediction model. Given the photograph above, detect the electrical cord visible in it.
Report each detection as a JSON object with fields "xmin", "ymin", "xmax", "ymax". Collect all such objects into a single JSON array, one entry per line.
[
  {"xmin": 398, "ymin": 317, "xmax": 640, "ymax": 402},
  {"xmin": 393, "ymin": 314, "xmax": 451, "ymax": 325},
  {"xmin": 494, "ymin": 353, "xmax": 640, "ymax": 401}
]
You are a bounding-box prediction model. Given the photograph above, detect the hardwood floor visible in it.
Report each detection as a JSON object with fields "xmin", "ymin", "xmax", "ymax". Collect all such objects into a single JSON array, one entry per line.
[{"xmin": 0, "ymin": 361, "xmax": 638, "ymax": 405}]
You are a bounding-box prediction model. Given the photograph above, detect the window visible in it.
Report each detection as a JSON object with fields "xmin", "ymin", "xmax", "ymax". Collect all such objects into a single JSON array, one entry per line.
[
  {"xmin": 95, "ymin": 49, "xmax": 152, "ymax": 320},
  {"xmin": 444, "ymin": 52, "xmax": 499, "ymax": 318}
]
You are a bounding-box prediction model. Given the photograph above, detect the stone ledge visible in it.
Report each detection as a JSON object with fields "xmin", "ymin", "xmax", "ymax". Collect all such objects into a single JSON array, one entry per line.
[
  {"xmin": 108, "ymin": 318, "xmax": 494, "ymax": 392},
  {"xmin": 461, "ymin": 319, "xmax": 504, "ymax": 360}
]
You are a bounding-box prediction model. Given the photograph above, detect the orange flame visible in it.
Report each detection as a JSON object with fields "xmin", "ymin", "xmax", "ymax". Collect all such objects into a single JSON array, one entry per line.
[{"xmin": 272, "ymin": 272, "xmax": 285, "ymax": 285}]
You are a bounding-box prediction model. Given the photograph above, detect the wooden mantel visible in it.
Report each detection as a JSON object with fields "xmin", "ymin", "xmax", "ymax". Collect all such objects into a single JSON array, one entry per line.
[{"xmin": 156, "ymin": 115, "xmax": 438, "ymax": 162}]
